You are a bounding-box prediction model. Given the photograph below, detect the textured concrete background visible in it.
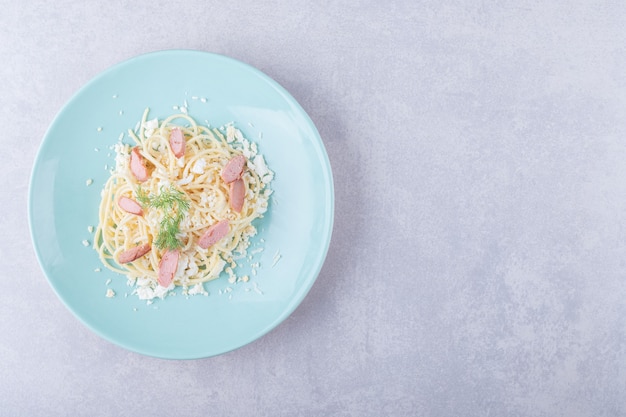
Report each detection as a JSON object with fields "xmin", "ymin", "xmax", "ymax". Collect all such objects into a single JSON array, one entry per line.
[{"xmin": 2, "ymin": 1, "xmax": 626, "ymax": 416}]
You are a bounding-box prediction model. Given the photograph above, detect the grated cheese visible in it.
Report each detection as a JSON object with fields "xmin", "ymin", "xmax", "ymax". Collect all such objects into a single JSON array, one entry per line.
[{"xmin": 188, "ymin": 283, "xmax": 208, "ymax": 296}]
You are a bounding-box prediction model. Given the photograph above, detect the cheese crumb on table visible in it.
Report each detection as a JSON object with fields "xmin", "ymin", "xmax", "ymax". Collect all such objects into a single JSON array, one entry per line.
[{"xmin": 106, "ymin": 289, "xmax": 115, "ymax": 298}]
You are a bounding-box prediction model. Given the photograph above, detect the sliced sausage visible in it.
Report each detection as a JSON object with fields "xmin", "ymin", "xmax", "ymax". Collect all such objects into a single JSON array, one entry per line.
[
  {"xmin": 229, "ymin": 178, "xmax": 245, "ymax": 213},
  {"xmin": 118, "ymin": 244, "xmax": 151, "ymax": 264},
  {"xmin": 118, "ymin": 196, "xmax": 143, "ymax": 216},
  {"xmin": 169, "ymin": 128, "xmax": 185, "ymax": 158},
  {"xmin": 198, "ymin": 219, "xmax": 229, "ymax": 249},
  {"xmin": 220, "ymin": 155, "xmax": 246, "ymax": 183},
  {"xmin": 130, "ymin": 147, "xmax": 149, "ymax": 182},
  {"xmin": 158, "ymin": 249, "xmax": 179, "ymax": 287}
]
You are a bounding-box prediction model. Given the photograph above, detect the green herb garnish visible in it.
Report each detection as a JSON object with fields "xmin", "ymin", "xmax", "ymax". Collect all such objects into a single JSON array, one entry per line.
[{"xmin": 137, "ymin": 185, "xmax": 190, "ymax": 251}]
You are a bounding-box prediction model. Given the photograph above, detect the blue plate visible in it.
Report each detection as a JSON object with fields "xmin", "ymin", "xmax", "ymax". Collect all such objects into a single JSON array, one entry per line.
[{"xmin": 28, "ymin": 50, "xmax": 334, "ymax": 359}]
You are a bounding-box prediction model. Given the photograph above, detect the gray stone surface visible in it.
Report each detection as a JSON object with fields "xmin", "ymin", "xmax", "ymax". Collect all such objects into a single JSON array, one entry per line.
[{"xmin": 2, "ymin": 1, "xmax": 626, "ymax": 416}]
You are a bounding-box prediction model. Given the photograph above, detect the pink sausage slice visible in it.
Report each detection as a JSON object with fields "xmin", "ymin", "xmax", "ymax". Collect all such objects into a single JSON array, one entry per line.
[
  {"xmin": 130, "ymin": 147, "xmax": 149, "ymax": 182},
  {"xmin": 220, "ymin": 155, "xmax": 246, "ymax": 183},
  {"xmin": 169, "ymin": 128, "xmax": 185, "ymax": 158},
  {"xmin": 198, "ymin": 219, "xmax": 229, "ymax": 249},
  {"xmin": 118, "ymin": 196, "xmax": 143, "ymax": 216},
  {"xmin": 229, "ymin": 178, "xmax": 245, "ymax": 213},
  {"xmin": 118, "ymin": 243, "xmax": 151, "ymax": 264},
  {"xmin": 158, "ymin": 249, "xmax": 179, "ymax": 287}
]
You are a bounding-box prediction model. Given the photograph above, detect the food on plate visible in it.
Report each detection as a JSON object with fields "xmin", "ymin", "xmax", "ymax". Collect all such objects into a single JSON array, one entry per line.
[{"xmin": 93, "ymin": 110, "xmax": 273, "ymax": 300}]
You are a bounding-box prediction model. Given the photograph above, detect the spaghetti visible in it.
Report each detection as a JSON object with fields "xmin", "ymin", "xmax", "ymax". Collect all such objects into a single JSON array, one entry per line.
[{"xmin": 93, "ymin": 109, "xmax": 273, "ymax": 299}]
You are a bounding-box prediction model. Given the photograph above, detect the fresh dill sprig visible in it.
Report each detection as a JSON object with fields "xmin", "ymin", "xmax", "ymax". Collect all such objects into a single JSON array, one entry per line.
[
  {"xmin": 136, "ymin": 185, "xmax": 190, "ymax": 251},
  {"xmin": 136, "ymin": 186, "xmax": 151, "ymax": 206}
]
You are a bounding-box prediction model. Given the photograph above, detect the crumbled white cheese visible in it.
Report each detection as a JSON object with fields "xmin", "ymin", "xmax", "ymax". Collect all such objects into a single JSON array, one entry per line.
[
  {"xmin": 207, "ymin": 257, "xmax": 228, "ymax": 280},
  {"xmin": 262, "ymin": 173, "xmax": 274, "ymax": 184},
  {"xmin": 188, "ymin": 283, "xmax": 208, "ymax": 296},
  {"xmin": 200, "ymin": 97, "xmax": 207, "ymax": 103},
  {"xmin": 145, "ymin": 210, "xmax": 161, "ymax": 230},
  {"xmin": 86, "ymin": 179, "xmax": 93, "ymax": 186},
  {"xmin": 255, "ymin": 197, "xmax": 268, "ymax": 215},
  {"xmin": 143, "ymin": 118, "xmax": 159, "ymax": 138},
  {"xmin": 133, "ymin": 278, "xmax": 174, "ymax": 301},
  {"xmin": 175, "ymin": 254, "xmax": 190, "ymax": 278},
  {"xmin": 97, "ymin": 127, "xmax": 103, "ymax": 132},
  {"xmin": 106, "ymin": 289, "xmax": 115, "ymax": 298},
  {"xmin": 82, "ymin": 240, "xmax": 90, "ymax": 247},
  {"xmin": 176, "ymin": 174, "xmax": 194, "ymax": 186},
  {"xmin": 87, "ymin": 226, "xmax": 94, "ymax": 233},
  {"xmin": 185, "ymin": 257, "xmax": 199, "ymax": 278},
  {"xmin": 94, "ymin": 268, "xmax": 101, "ymax": 272},
  {"xmin": 154, "ymin": 174, "xmax": 171, "ymax": 189},
  {"xmin": 226, "ymin": 125, "xmax": 236, "ymax": 143},
  {"xmin": 113, "ymin": 143, "xmax": 131, "ymax": 176},
  {"xmin": 242, "ymin": 139, "xmax": 256, "ymax": 159},
  {"xmin": 191, "ymin": 158, "xmax": 207, "ymax": 174},
  {"xmin": 252, "ymin": 154, "xmax": 270, "ymax": 177}
]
